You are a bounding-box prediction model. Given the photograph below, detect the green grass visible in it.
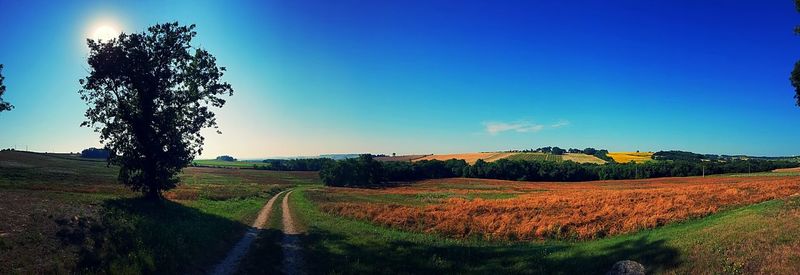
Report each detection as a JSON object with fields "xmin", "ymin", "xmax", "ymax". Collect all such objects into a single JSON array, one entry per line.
[
  {"xmin": 193, "ymin": 159, "xmax": 270, "ymax": 169},
  {"xmin": 0, "ymin": 151, "xmax": 299, "ymax": 273},
  {"xmin": 293, "ymin": 185, "xmax": 800, "ymax": 274}
]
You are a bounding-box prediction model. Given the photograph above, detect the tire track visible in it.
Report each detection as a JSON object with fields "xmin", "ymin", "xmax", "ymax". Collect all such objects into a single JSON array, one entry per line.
[
  {"xmin": 211, "ymin": 190, "xmax": 288, "ymax": 275},
  {"xmin": 280, "ymin": 190, "xmax": 305, "ymax": 275}
]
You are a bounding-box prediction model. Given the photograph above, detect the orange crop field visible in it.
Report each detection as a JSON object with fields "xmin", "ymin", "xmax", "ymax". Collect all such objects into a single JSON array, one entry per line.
[
  {"xmin": 316, "ymin": 176, "xmax": 800, "ymax": 241},
  {"xmin": 413, "ymin": 152, "xmax": 516, "ymax": 164}
]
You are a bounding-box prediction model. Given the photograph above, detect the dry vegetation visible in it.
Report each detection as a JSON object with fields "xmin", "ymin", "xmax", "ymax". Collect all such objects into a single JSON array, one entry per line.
[
  {"xmin": 374, "ymin": 155, "xmax": 429, "ymax": 162},
  {"xmin": 608, "ymin": 152, "xmax": 654, "ymax": 163},
  {"xmin": 413, "ymin": 152, "xmax": 516, "ymax": 164},
  {"xmin": 318, "ymin": 176, "xmax": 800, "ymax": 241},
  {"xmin": 562, "ymin": 153, "xmax": 607, "ymax": 164}
]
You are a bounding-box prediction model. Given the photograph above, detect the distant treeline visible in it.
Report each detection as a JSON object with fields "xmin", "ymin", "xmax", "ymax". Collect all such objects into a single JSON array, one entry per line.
[
  {"xmin": 256, "ymin": 158, "xmax": 335, "ymax": 171},
  {"xmin": 319, "ymin": 154, "xmax": 799, "ymax": 187},
  {"xmin": 81, "ymin": 147, "xmax": 110, "ymax": 159}
]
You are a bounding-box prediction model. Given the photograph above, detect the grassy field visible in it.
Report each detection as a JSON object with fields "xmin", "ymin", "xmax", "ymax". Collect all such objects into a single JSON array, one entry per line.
[
  {"xmin": 193, "ymin": 159, "xmax": 270, "ymax": 169},
  {"xmin": 608, "ymin": 152, "xmax": 654, "ymax": 163},
  {"xmin": 413, "ymin": 152, "xmax": 516, "ymax": 164},
  {"xmin": 562, "ymin": 153, "xmax": 607, "ymax": 164},
  {"xmin": 0, "ymin": 151, "xmax": 318, "ymax": 273},
  {"xmin": 293, "ymin": 184, "xmax": 800, "ymax": 274},
  {"xmin": 5, "ymin": 150, "xmax": 800, "ymax": 274},
  {"xmin": 505, "ymin": 152, "xmax": 563, "ymax": 162},
  {"xmin": 293, "ymin": 173, "xmax": 800, "ymax": 274}
]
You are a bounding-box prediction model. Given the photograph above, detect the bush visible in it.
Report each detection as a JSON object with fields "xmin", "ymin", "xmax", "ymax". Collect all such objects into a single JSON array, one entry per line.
[
  {"xmin": 80, "ymin": 148, "xmax": 110, "ymax": 159},
  {"xmin": 215, "ymin": 155, "xmax": 237, "ymax": 162}
]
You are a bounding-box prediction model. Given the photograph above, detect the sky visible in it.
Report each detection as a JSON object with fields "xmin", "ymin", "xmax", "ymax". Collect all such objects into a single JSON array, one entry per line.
[{"xmin": 0, "ymin": 0, "xmax": 799, "ymax": 158}]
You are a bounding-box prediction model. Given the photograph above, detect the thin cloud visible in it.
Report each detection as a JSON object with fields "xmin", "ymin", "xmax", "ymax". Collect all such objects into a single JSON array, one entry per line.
[
  {"xmin": 484, "ymin": 120, "xmax": 569, "ymax": 135},
  {"xmin": 551, "ymin": 120, "xmax": 570, "ymax": 128}
]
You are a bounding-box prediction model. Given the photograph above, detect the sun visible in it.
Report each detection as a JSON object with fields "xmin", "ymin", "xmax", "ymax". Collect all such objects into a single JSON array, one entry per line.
[{"xmin": 92, "ymin": 25, "xmax": 119, "ymax": 41}]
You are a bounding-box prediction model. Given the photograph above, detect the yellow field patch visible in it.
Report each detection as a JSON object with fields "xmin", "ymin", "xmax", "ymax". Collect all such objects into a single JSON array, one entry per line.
[{"xmin": 607, "ymin": 152, "xmax": 653, "ymax": 163}]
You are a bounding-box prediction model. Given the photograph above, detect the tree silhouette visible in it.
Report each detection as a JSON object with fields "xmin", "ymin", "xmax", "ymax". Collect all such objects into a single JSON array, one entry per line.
[
  {"xmin": 792, "ymin": 0, "xmax": 800, "ymax": 104},
  {"xmin": 79, "ymin": 22, "xmax": 233, "ymax": 199},
  {"xmin": 0, "ymin": 64, "xmax": 13, "ymax": 113}
]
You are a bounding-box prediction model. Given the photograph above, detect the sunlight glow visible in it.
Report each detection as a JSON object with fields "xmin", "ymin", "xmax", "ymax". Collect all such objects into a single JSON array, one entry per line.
[{"xmin": 92, "ymin": 25, "xmax": 120, "ymax": 41}]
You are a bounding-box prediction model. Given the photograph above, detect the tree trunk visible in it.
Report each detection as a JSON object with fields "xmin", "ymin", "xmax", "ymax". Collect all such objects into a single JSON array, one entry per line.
[{"xmin": 145, "ymin": 188, "xmax": 162, "ymax": 201}]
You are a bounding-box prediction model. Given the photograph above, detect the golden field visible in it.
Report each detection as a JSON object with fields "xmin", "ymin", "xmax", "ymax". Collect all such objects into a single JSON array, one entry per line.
[
  {"xmin": 316, "ymin": 175, "xmax": 800, "ymax": 241},
  {"xmin": 608, "ymin": 152, "xmax": 654, "ymax": 163}
]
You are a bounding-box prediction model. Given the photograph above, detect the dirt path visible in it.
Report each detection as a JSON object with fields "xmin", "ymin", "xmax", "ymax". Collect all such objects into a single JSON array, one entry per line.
[
  {"xmin": 280, "ymin": 190, "xmax": 305, "ymax": 275},
  {"xmin": 211, "ymin": 190, "xmax": 288, "ymax": 275}
]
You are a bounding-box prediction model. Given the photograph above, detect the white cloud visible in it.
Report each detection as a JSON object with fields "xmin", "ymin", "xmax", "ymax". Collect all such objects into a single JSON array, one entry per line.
[
  {"xmin": 551, "ymin": 120, "xmax": 570, "ymax": 128},
  {"xmin": 483, "ymin": 120, "xmax": 569, "ymax": 135}
]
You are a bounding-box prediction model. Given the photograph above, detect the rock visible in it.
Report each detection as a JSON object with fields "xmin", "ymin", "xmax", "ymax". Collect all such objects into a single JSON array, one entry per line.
[{"xmin": 606, "ymin": 260, "xmax": 646, "ymax": 275}]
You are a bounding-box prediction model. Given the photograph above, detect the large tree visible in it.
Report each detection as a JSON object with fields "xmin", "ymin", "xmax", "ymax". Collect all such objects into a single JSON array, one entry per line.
[
  {"xmin": 792, "ymin": 0, "xmax": 800, "ymax": 104},
  {"xmin": 79, "ymin": 22, "xmax": 233, "ymax": 199},
  {"xmin": 0, "ymin": 64, "xmax": 13, "ymax": 113}
]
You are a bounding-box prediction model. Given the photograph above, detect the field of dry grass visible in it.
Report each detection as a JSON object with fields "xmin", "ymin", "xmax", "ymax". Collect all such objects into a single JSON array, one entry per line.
[
  {"xmin": 374, "ymin": 155, "xmax": 428, "ymax": 162},
  {"xmin": 317, "ymin": 176, "xmax": 800, "ymax": 241},
  {"xmin": 562, "ymin": 153, "xmax": 607, "ymax": 164},
  {"xmin": 608, "ymin": 152, "xmax": 654, "ymax": 163},
  {"xmin": 413, "ymin": 152, "xmax": 515, "ymax": 164}
]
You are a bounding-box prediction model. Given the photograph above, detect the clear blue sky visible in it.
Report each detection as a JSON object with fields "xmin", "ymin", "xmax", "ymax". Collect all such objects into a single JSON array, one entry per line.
[{"xmin": 1, "ymin": 0, "xmax": 799, "ymax": 158}]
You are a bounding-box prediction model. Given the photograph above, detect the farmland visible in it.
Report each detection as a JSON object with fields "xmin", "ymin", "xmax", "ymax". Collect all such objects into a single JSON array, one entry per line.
[
  {"xmin": 297, "ymin": 174, "xmax": 800, "ymax": 273},
  {"xmin": 410, "ymin": 152, "xmax": 606, "ymax": 164},
  {"xmin": 413, "ymin": 152, "xmax": 516, "ymax": 164},
  {"xmin": 505, "ymin": 152, "xmax": 563, "ymax": 162},
  {"xmin": 315, "ymin": 176, "xmax": 800, "ymax": 240},
  {"xmin": 608, "ymin": 152, "xmax": 654, "ymax": 163},
  {"xmin": 0, "ymin": 151, "xmax": 318, "ymax": 273},
  {"xmin": 193, "ymin": 159, "xmax": 270, "ymax": 169},
  {"xmin": 5, "ymin": 150, "xmax": 800, "ymax": 273}
]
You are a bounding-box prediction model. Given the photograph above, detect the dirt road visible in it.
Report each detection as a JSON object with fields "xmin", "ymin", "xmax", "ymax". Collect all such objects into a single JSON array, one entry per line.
[
  {"xmin": 211, "ymin": 190, "xmax": 287, "ymax": 275},
  {"xmin": 280, "ymin": 190, "xmax": 305, "ymax": 275}
]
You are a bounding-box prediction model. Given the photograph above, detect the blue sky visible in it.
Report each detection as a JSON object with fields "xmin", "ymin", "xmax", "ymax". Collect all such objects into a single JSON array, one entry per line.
[{"xmin": 0, "ymin": 0, "xmax": 799, "ymax": 158}]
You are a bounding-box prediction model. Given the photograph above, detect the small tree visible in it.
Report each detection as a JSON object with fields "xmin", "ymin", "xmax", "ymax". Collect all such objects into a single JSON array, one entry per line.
[
  {"xmin": 79, "ymin": 22, "xmax": 233, "ymax": 199},
  {"xmin": 0, "ymin": 64, "xmax": 13, "ymax": 113}
]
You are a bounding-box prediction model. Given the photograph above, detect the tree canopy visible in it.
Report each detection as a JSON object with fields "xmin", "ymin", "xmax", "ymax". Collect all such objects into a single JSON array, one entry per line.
[
  {"xmin": 79, "ymin": 22, "xmax": 233, "ymax": 199},
  {"xmin": 0, "ymin": 64, "xmax": 13, "ymax": 113},
  {"xmin": 792, "ymin": 0, "xmax": 800, "ymax": 105}
]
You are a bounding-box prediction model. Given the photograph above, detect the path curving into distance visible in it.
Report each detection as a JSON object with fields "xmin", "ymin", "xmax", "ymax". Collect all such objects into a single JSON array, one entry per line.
[
  {"xmin": 280, "ymin": 190, "xmax": 305, "ymax": 275},
  {"xmin": 211, "ymin": 190, "xmax": 288, "ymax": 275}
]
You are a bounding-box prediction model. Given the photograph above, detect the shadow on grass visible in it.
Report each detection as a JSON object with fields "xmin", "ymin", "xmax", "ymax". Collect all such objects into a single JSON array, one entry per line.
[
  {"xmin": 301, "ymin": 229, "xmax": 680, "ymax": 275},
  {"xmin": 57, "ymin": 197, "xmax": 249, "ymax": 274}
]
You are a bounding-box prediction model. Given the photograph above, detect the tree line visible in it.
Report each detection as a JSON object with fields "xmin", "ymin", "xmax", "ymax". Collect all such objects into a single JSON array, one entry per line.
[
  {"xmin": 257, "ymin": 158, "xmax": 336, "ymax": 171},
  {"xmin": 319, "ymin": 154, "xmax": 799, "ymax": 187}
]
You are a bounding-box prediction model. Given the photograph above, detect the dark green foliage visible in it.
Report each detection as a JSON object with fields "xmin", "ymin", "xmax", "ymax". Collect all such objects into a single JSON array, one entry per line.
[
  {"xmin": 55, "ymin": 198, "xmax": 246, "ymax": 274},
  {"xmin": 321, "ymin": 156, "xmax": 799, "ymax": 186},
  {"xmin": 78, "ymin": 22, "xmax": 233, "ymax": 199},
  {"xmin": 260, "ymin": 158, "xmax": 336, "ymax": 171},
  {"xmin": 653, "ymin": 150, "xmax": 706, "ymax": 162},
  {"xmin": 80, "ymin": 148, "xmax": 110, "ymax": 159},
  {"xmin": 793, "ymin": 0, "xmax": 800, "ymax": 105},
  {"xmin": 215, "ymin": 155, "xmax": 237, "ymax": 162},
  {"xmin": 319, "ymin": 154, "xmax": 385, "ymax": 187},
  {"xmin": 0, "ymin": 64, "xmax": 13, "ymax": 113}
]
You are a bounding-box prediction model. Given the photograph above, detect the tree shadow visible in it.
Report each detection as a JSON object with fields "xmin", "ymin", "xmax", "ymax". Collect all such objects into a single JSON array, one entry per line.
[
  {"xmin": 56, "ymin": 197, "xmax": 249, "ymax": 274},
  {"xmin": 301, "ymin": 228, "xmax": 681, "ymax": 275}
]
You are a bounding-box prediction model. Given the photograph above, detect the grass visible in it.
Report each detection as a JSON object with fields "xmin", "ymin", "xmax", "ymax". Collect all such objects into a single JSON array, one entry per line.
[
  {"xmin": 506, "ymin": 153, "xmax": 563, "ymax": 162},
  {"xmin": 6, "ymin": 150, "xmax": 800, "ymax": 273},
  {"xmin": 0, "ymin": 151, "xmax": 302, "ymax": 273},
  {"xmin": 193, "ymin": 159, "xmax": 270, "ymax": 169},
  {"xmin": 293, "ymin": 184, "xmax": 800, "ymax": 274}
]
